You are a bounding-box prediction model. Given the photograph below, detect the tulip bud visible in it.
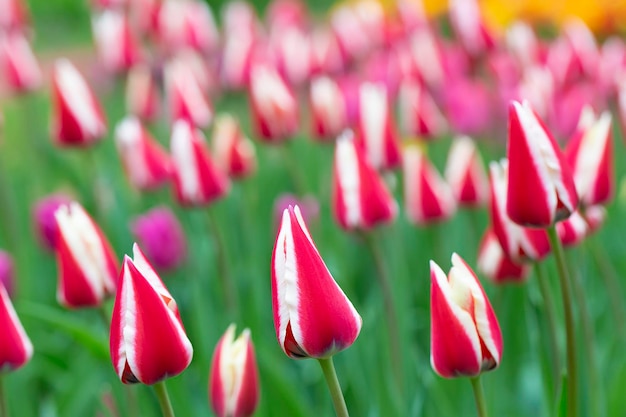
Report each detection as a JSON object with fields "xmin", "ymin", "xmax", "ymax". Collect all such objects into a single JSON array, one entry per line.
[
  {"xmin": 220, "ymin": 32, "xmax": 255, "ymax": 90},
  {"xmin": 165, "ymin": 59, "xmax": 213, "ymax": 128},
  {"xmin": 398, "ymin": 79, "xmax": 447, "ymax": 139},
  {"xmin": 272, "ymin": 26, "xmax": 311, "ymax": 86},
  {"xmin": 564, "ymin": 111, "xmax": 614, "ymax": 207},
  {"xmin": 409, "ymin": 27, "xmax": 445, "ymax": 89},
  {"xmin": 477, "ymin": 229, "xmax": 529, "ymax": 284},
  {"xmin": 332, "ymin": 130, "xmax": 397, "ymax": 230},
  {"xmin": 157, "ymin": 0, "xmax": 219, "ymax": 55},
  {"xmin": 309, "ymin": 26, "xmax": 343, "ymax": 75},
  {"xmin": 249, "ymin": 65, "xmax": 298, "ymax": 142},
  {"xmin": 0, "ymin": 282, "xmax": 33, "ymax": 371},
  {"xmin": 114, "ymin": 117, "xmax": 172, "ymax": 191},
  {"xmin": 209, "ymin": 324, "xmax": 260, "ymax": 417},
  {"xmin": 505, "ymin": 21, "xmax": 539, "ymax": 69},
  {"xmin": 444, "ymin": 136, "xmax": 488, "ymax": 207},
  {"xmin": 51, "ymin": 59, "xmax": 107, "ymax": 147},
  {"xmin": 356, "ymin": 82, "xmax": 401, "ymax": 170},
  {"xmin": 92, "ymin": 10, "xmax": 141, "ymax": 74},
  {"xmin": 0, "ymin": 251, "xmax": 14, "ymax": 297},
  {"xmin": 131, "ymin": 206, "xmax": 187, "ymax": 271},
  {"xmin": 309, "ymin": 76, "xmax": 347, "ymax": 141},
  {"xmin": 403, "ymin": 144, "xmax": 456, "ymax": 225},
  {"xmin": 272, "ymin": 205, "xmax": 362, "ymax": 358},
  {"xmin": 54, "ymin": 202, "xmax": 119, "ymax": 308},
  {"xmin": 430, "ymin": 253, "xmax": 503, "ymax": 378},
  {"xmin": 506, "ymin": 100, "xmax": 579, "ymax": 227},
  {"xmin": 170, "ymin": 120, "xmax": 230, "ymax": 206},
  {"xmin": 0, "ymin": 33, "xmax": 42, "ymax": 94},
  {"xmin": 211, "ymin": 114, "xmax": 256, "ymax": 179},
  {"xmin": 330, "ymin": 4, "xmax": 369, "ymax": 63},
  {"xmin": 33, "ymin": 193, "xmax": 73, "ymax": 251},
  {"xmin": 126, "ymin": 64, "xmax": 160, "ymax": 122},
  {"xmin": 448, "ymin": 0, "xmax": 494, "ymax": 57},
  {"xmin": 110, "ymin": 244, "xmax": 193, "ymax": 384}
]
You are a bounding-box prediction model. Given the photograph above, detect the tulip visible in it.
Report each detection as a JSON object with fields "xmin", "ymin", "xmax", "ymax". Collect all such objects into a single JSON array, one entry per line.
[
  {"xmin": 309, "ymin": 76, "xmax": 347, "ymax": 141},
  {"xmin": 332, "ymin": 130, "xmax": 397, "ymax": 230},
  {"xmin": 398, "ymin": 79, "xmax": 448, "ymax": 139},
  {"xmin": 505, "ymin": 21, "xmax": 540, "ymax": 69},
  {"xmin": 221, "ymin": 1, "xmax": 259, "ymax": 36},
  {"xmin": 54, "ymin": 202, "xmax": 119, "ymax": 308},
  {"xmin": 403, "ymin": 144, "xmax": 456, "ymax": 225},
  {"xmin": 156, "ymin": 0, "xmax": 219, "ymax": 55},
  {"xmin": 556, "ymin": 210, "xmax": 588, "ymax": 248},
  {"xmin": 564, "ymin": 111, "xmax": 614, "ymax": 207},
  {"xmin": 0, "ymin": 250, "xmax": 14, "ymax": 297},
  {"xmin": 170, "ymin": 120, "xmax": 230, "ymax": 206},
  {"xmin": 209, "ymin": 324, "xmax": 260, "ymax": 417},
  {"xmin": 444, "ymin": 136, "xmax": 488, "ymax": 207},
  {"xmin": 0, "ymin": 33, "xmax": 42, "ymax": 94},
  {"xmin": 583, "ymin": 205, "xmax": 606, "ymax": 235},
  {"xmin": 165, "ymin": 59, "xmax": 213, "ymax": 128},
  {"xmin": 355, "ymin": 82, "xmax": 402, "ymax": 170},
  {"xmin": 32, "ymin": 193, "xmax": 73, "ymax": 251},
  {"xmin": 211, "ymin": 114, "xmax": 256, "ymax": 179},
  {"xmin": 220, "ymin": 32, "xmax": 255, "ymax": 90},
  {"xmin": 448, "ymin": 0, "xmax": 495, "ymax": 57},
  {"xmin": 51, "ymin": 59, "xmax": 107, "ymax": 146},
  {"xmin": 272, "ymin": 26, "xmax": 311, "ymax": 86},
  {"xmin": 477, "ymin": 229, "xmax": 529, "ymax": 284},
  {"xmin": 443, "ymin": 79, "xmax": 492, "ymax": 136},
  {"xmin": 517, "ymin": 66, "xmax": 554, "ymax": 120},
  {"xmin": 506, "ymin": 100, "xmax": 579, "ymax": 227},
  {"xmin": 92, "ymin": 10, "xmax": 141, "ymax": 74},
  {"xmin": 114, "ymin": 116, "xmax": 173, "ymax": 191},
  {"xmin": 0, "ymin": 0, "xmax": 29, "ymax": 31},
  {"xmin": 248, "ymin": 65, "xmax": 298, "ymax": 142},
  {"xmin": 409, "ymin": 26, "xmax": 445, "ymax": 89},
  {"xmin": 309, "ymin": 26, "xmax": 343, "ymax": 75},
  {"xmin": 430, "ymin": 253, "xmax": 503, "ymax": 378},
  {"xmin": 489, "ymin": 159, "xmax": 550, "ymax": 262},
  {"xmin": 330, "ymin": 4, "xmax": 369, "ymax": 63},
  {"xmin": 271, "ymin": 205, "xmax": 362, "ymax": 359},
  {"xmin": 131, "ymin": 206, "xmax": 187, "ymax": 271},
  {"xmin": 0, "ymin": 282, "xmax": 33, "ymax": 371},
  {"xmin": 110, "ymin": 244, "xmax": 193, "ymax": 384},
  {"xmin": 126, "ymin": 64, "xmax": 160, "ymax": 122}
]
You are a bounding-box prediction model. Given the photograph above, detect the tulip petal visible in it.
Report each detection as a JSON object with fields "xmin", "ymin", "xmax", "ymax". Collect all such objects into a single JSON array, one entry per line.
[{"xmin": 0, "ymin": 284, "xmax": 33, "ymax": 371}]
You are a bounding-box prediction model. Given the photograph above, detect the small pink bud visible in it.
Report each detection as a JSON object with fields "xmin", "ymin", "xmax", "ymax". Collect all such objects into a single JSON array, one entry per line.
[
  {"xmin": 556, "ymin": 210, "xmax": 588, "ymax": 248},
  {"xmin": 33, "ymin": 193, "xmax": 73, "ymax": 251}
]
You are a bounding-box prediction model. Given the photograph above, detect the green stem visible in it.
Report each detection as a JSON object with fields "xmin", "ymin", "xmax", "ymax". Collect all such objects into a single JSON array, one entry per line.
[
  {"xmin": 470, "ymin": 376, "xmax": 488, "ymax": 417},
  {"xmin": 318, "ymin": 357, "xmax": 350, "ymax": 417},
  {"xmin": 533, "ymin": 262, "xmax": 562, "ymax": 397},
  {"xmin": 152, "ymin": 381, "xmax": 175, "ymax": 417},
  {"xmin": 206, "ymin": 208, "xmax": 238, "ymax": 316},
  {"xmin": 547, "ymin": 226, "xmax": 578, "ymax": 417},
  {"xmin": 0, "ymin": 375, "xmax": 7, "ymax": 417},
  {"xmin": 359, "ymin": 230, "xmax": 403, "ymax": 391}
]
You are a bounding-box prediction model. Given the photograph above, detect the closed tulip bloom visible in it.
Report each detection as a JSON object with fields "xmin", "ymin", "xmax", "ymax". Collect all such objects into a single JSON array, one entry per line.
[
  {"xmin": 309, "ymin": 76, "xmax": 347, "ymax": 141},
  {"xmin": 309, "ymin": 26, "xmax": 343, "ymax": 75},
  {"xmin": 489, "ymin": 160, "xmax": 550, "ymax": 262},
  {"xmin": 477, "ymin": 229, "xmax": 529, "ymax": 284},
  {"xmin": 165, "ymin": 59, "xmax": 213, "ymax": 129},
  {"xmin": 209, "ymin": 324, "xmax": 260, "ymax": 417},
  {"xmin": 332, "ymin": 130, "xmax": 397, "ymax": 230},
  {"xmin": 54, "ymin": 202, "xmax": 119, "ymax": 308},
  {"xmin": 403, "ymin": 144, "xmax": 456, "ymax": 225},
  {"xmin": 272, "ymin": 205, "xmax": 362, "ymax": 358},
  {"xmin": 211, "ymin": 114, "xmax": 256, "ymax": 179},
  {"xmin": 0, "ymin": 33, "xmax": 42, "ymax": 94},
  {"xmin": 430, "ymin": 253, "xmax": 503, "ymax": 378},
  {"xmin": 356, "ymin": 82, "xmax": 401, "ymax": 170},
  {"xmin": 92, "ymin": 10, "xmax": 141, "ymax": 74},
  {"xmin": 0, "ymin": 251, "xmax": 14, "ymax": 297},
  {"xmin": 170, "ymin": 120, "xmax": 230, "ymax": 206},
  {"xmin": 157, "ymin": 0, "xmax": 219, "ymax": 54},
  {"xmin": 0, "ymin": 282, "xmax": 33, "ymax": 371},
  {"xmin": 114, "ymin": 117, "xmax": 173, "ymax": 191},
  {"xmin": 110, "ymin": 244, "xmax": 193, "ymax": 384},
  {"xmin": 564, "ymin": 111, "xmax": 614, "ymax": 207},
  {"xmin": 272, "ymin": 26, "xmax": 311, "ymax": 86},
  {"xmin": 556, "ymin": 210, "xmax": 588, "ymax": 248},
  {"xmin": 506, "ymin": 100, "xmax": 579, "ymax": 227},
  {"xmin": 51, "ymin": 59, "xmax": 107, "ymax": 147},
  {"xmin": 444, "ymin": 136, "xmax": 488, "ymax": 207},
  {"xmin": 126, "ymin": 64, "xmax": 160, "ymax": 122},
  {"xmin": 398, "ymin": 80, "xmax": 448, "ymax": 139},
  {"xmin": 220, "ymin": 32, "xmax": 255, "ymax": 90},
  {"xmin": 409, "ymin": 27, "xmax": 445, "ymax": 89},
  {"xmin": 249, "ymin": 65, "xmax": 298, "ymax": 142}
]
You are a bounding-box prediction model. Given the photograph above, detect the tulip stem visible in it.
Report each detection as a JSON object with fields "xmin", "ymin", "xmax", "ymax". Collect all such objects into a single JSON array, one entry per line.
[
  {"xmin": 206, "ymin": 208, "xmax": 238, "ymax": 316},
  {"xmin": 533, "ymin": 262, "xmax": 562, "ymax": 397},
  {"xmin": 0, "ymin": 375, "xmax": 7, "ymax": 417},
  {"xmin": 152, "ymin": 381, "xmax": 175, "ymax": 417},
  {"xmin": 318, "ymin": 357, "xmax": 350, "ymax": 417},
  {"xmin": 470, "ymin": 376, "xmax": 488, "ymax": 417},
  {"xmin": 547, "ymin": 226, "xmax": 577, "ymax": 417},
  {"xmin": 360, "ymin": 230, "xmax": 403, "ymax": 391}
]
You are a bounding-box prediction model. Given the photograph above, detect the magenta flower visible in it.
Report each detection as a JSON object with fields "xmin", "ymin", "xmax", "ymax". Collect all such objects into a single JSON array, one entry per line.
[
  {"xmin": 131, "ymin": 206, "xmax": 187, "ymax": 271},
  {"xmin": 443, "ymin": 79, "xmax": 492, "ymax": 136},
  {"xmin": 33, "ymin": 193, "xmax": 73, "ymax": 251},
  {"xmin": 0, "ymin": 250, "xmax": 14, "ymax": 297}
]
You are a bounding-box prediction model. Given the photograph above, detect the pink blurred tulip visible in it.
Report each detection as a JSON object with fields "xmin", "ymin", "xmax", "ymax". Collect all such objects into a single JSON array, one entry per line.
[
  {"xmin": 556, "ymin": 210, "xmax": 588, "ymax": 248},
  {"xmin": 131, "ymin": 206, "xmax": 187, "ymax": 272},
  {"xmin": 125, "ymin": 64, "xmax": 160, "ymax": 122},
  {"xmin": 505, "ymin": 21, "xmax": 540, "ymax": 69},
  {"xmin": 211, "ymin": 114, "xmax": 256, "ymax": 179},
  {"xmin": 477, "ymin": 229, "xmax": 529, "ymax": 284},
  {"xmin": 309, "ymin": 76, "xmax": 347, "ymax": 141},
  {"xmin": 448, "ymin": 0, "xmax": 495, "ymax": 57},
  {"xmin": 209, "ymin": 324, "xmax": 260, "ymax": 417},
  {"xmin": 309, "ymin": 26, "xmax": 343, "ymax": 75},
  {"xmin": 220, "ymin": 32, "xmax": 256, "ymax": 90},
  {"xmin": 0, "ymin": 250, "xmax": 14, "ymax": 297},
  {"xmin": 32, "ymin": 193, "xmax": 73, "ymax": 251},
  {"xmin": 0, "ymin": 0, "xmax": 29, "ymax": 31},
  {"xmin": 330, "ymin": 4, "xmax": 370, "ymax": 63},
  {"xmin": 550, "ymin": 83, "xmax": 599, "ymax": 140},
  {"xmin": 430, "ymin": 253, "xmax": 503, "ymax": 378},
  {"xmin": 583, "ymin": 205, "xmax": 607, "ymax": 235},
  {"xmin": 92, "ymin": 10, "xmax": 141, "ymax": 74},
  {"xmin": 0, "ymin": 282, "xmax": 33, "ymax": 371},
  {"xmin": 409, "ymin": 26, "xmax": 446, "ymax": 89},
  {"xmin": 443, "ymin": 79, "xmax": 492, "ymax": 136},
  {"xmin": 271, "ymin": 26, "xmax": 311, "ymax": 86},
  {"xmin": 156, "ymin": 0, "xmax": 219, "ymax": 55},
  {"xmin": 398, "ymin": 79, "xmax": 447, "ymax": 140},
  {"xmin": 110, "ymin": 244, "xmax": 193, "ymax": 384},
  {"xmin": 165, "ymin": 58, "xmax": 213, "ymax": 128},
  {"xmin": 0, "ymin": 33, "xmax": 42, "ymax": 94},
  {"xmin": 444, "ymin": 136, "xmax": 488, "ymax": 207},
  {"xmin": 271, "ymin": 205, "xmax": 362, "ymax": 358}
]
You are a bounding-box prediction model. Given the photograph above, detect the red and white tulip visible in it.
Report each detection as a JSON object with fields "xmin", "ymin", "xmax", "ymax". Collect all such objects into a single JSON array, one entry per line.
[
  {"xmin": 211, "ymin": 114, "xmax": 256, "ymax": 179},
  {"xmin": 0, "ymin": 282, "xmax": 33, "ymax": 371},
  {"xmin": 448, "ymin": 0, "xmax": 495, "ymax": 57},
  {"xmin": 477, "ymin": 228, "xmax": 529, "ymax": 284},
  {"xmin": 0, "ymin": 33, "xmax": 41, "ymax": 94},
  {"xmin": 309, "ymin": 76, "xmax": 347, "ymax": 141},
  {"xmin": 92, "ymin": 10, "xmax": 141, "ymax": 74},
  {"xmin": 398, "ymin": 79, "xmax": 448, "ymax": 139},
  {"xmin": 444, "ymin": 136, "xmax": 488, "ymax": 207},
  {"xmin": 125, "ymin": 64, "xmax": 160, "ymax": 122},
  {"xmin": 165, "ymin": 59, "xmax": 213, "ymax": 128},
  {"xmin": 156, "ymin": 0, "xmax": 219, "ymax": 55}
]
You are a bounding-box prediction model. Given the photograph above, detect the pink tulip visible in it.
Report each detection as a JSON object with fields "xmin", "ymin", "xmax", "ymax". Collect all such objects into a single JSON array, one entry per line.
[
  {"xmin": 477, "ymin": 229, "xmax": 529, "ymax": 284},
  {"xmin": 110, "ymin": 244, "xmax": 193, "ymax": 384},
  {"xmin": 51, "ymin": 59, "xmax": 107, "ymax": 147},
  {"xmin": 332, "ymin": 131, "xmax": 398, "ymax": 230},
  {"xmin": 92, "ymin": 10, "xmax": 141, "ymax": 74},
  {"xmin": 309, "ymin": 76, "xmax": 347, "ymax": 141},
  {"xmin": 0, "ymin": 251, "xmax": 14, "ymax": 297},
  {"xmin": 156, "ymin": 0, "xmax": 219, "ymax": 55},
  {"xmin": 0, "ymin": 33, "xmax": 41, "ymax": 94},
  {"xmin": 506, "ymin": 100, "xmax": 579, "ymax": 227},
  {"xmin": 443, "ymin": 79, "xmax": 492, "ymax": 136},
  {"xmin": 330, "ymin": 4, "xmax": 370, "ymax": 63},
  {"xmin": 271, "ymin": 205, "xmax": 362, "ymax": 358},
  {"xmin": 309, "ymin": 26, "xmax": 344, "ymax": 75},
  {"xmin": 271, "ymin": 26, "xmax": 311, "ymax": 86},
  {"xmin": 409, "ymin": 26, "xmax": 446, "ymax": 89},
  {"xmin": 583, "ymin": 205, "xmax": 606, "ymax": 235},
  {"xmin": 125, "ymin": 64, "xmax": 160, "ymax": 122},
  {"xmin": 114, "ymin": 117, "xmax": 173, "ymax": 191},
  {"xmin": 556, "ymin": 210, "xmax": 588, "ymax": 248},
  {"xmin": 32, "ymin": 193, "xmax": 73, "ymax": 251},
  {"xmin": 444, "ymin": 136, "xmax": 488, "ymax": 207},
  {"xmin": 398, "ymin": 79, "xmax": 447, "ymax": 139},
  {"xmin": 430, "ymin": 253, "xmax": 503, "ymax": 378},
  {"xmin": 209, "ymin": 324, "xmax": 260, "ymax": 417},
  {"xmin": 220, "ymin": 32, "xmax": 256, "ymax": 90},
  {"xmin": 0, "ymin": 282, "xmax": 33, "ymax": 371},
  {"xmin": 0, "ymin": 0, "xmax": 29, "ymax": 31},
  {"xmin": 505, "ymin": 21, "xmax": 540, "ymax": 69},
  {"xmin": 54, "ymin": 202, "xmax": 119, "ymax": 308},
  {"xmin": 221, "ymin": 1, "xmax": 259, "ymax": 37},
  {"xmin": 165, "ymin": 59, "xmax": 213, "ymax": 128},
  {"xmin": 448, "ymin": 0, "xmax": 495, "ymax": 57},
  {"xmin": 170, "ymin": 120, "xmax": 230, "ymax": 206},
  {"xmin": 403, "ymin": 144, "xmax": 456, "ymax": 225},
  {"xmin": 211, "ymin": 114, "xmax": 256, "ymax": 179}
]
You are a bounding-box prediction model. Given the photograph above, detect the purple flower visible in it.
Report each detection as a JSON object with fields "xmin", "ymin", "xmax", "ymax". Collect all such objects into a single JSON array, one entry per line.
[
  {"xmin": 131, "ymin": 206, "xmax": 187, "ymax": 271},
  {"xmin": 33, "ymin": 193, "xmax": 73, "ymax": 251},
  {"xmin": 0, "ymin": 250, "xmax": 14, "ymax": 297}
]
